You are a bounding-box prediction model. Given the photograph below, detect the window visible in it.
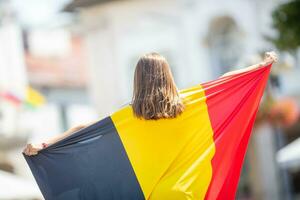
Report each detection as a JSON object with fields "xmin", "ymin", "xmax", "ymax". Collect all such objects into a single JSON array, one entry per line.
[{"xmin": 206, "ymin": 16, "xmax": 244, "ymax": 76}]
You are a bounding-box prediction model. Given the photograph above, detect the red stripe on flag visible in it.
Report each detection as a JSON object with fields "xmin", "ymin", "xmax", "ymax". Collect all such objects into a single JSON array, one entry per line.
[{"xmin": 202, "ymin": 65, "xmax": 271, "ymax": 200}]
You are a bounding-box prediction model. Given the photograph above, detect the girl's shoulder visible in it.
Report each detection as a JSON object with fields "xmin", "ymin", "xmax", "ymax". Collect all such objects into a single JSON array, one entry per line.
[{"xmin": 119, "ymin": 101, "xmax": 132, "ymax": 109}]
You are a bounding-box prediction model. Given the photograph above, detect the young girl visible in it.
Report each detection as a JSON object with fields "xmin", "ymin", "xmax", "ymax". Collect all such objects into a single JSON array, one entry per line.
[{"xmin": 23, "ymin": 51, "xmax": 277, "ymax": 156}]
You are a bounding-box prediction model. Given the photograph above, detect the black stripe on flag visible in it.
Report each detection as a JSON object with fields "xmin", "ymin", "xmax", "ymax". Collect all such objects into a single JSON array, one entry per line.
[{"xmin": 23, "ymin": 117, "xmax": 145, "ymax": 200}]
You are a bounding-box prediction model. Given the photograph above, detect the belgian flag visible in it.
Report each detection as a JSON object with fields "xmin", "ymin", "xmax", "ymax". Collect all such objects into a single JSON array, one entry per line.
[{"xmin": 23, "ymin": 64, "xmax": 271, "ymax": 200}]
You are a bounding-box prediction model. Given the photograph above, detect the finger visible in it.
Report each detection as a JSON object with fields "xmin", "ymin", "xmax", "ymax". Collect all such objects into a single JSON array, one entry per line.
[
  {"xmin": 26, "ymin": 149, "xmax": 30, "ymax": 156},
  {"xmin": 270, "ymin": 52, "xmax": 277, "ymax": 59},
  {"xmin": 271, "ymin": 55, "xmax": 278, "ymax": 62},
  {"xmin": 30, "ymin": 148, "xmax": 37, "ymax": 155},
  {"xmin": 31, "ymin": 149, "xmax": 38, "ymax": 154},
  {"xmin": 25, "ymin": 144, "xmax": 32, "ymax": 154},
  {"xmin": 28, "ymin": 146, "xmax": 34, "ymax": 156},
  {"xmin": 24, "ymin": 148, "xmax": 30, "ymax": 156}
]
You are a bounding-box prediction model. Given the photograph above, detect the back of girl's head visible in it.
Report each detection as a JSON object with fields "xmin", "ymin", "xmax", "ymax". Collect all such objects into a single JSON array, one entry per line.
[{"xmin": 132, "ymin": 52, "xmax": 184, "ymax": 120}]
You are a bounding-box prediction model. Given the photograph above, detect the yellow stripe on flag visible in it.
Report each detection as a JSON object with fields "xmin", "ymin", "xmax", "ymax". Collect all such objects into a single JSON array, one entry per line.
[{"xmin": 111, "ymin": 84, "xmax": 215, "ymax": 200}]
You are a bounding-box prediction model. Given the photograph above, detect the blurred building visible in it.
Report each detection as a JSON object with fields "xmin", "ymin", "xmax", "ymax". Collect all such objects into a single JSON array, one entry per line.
[
  {"xmin": 64, "ymin": 0, "xmax": 278, "ymax": 114},
  {"xmin": 24, "ymin": 29, "xmax": 93, "ymax": 131},
  {"xmin": 0, "ymin": 1, "xmax": 43, "ymax": 199},
  {"xmin": 63, "ymin": 0, "xmax": 300, "ymax": 200},
  {"xmin": 0, "ymin": 0, "xmax": 299, "ymax": 199},
  {"xmin": 0, "ymin": 0, "xmax": 27, "ymax": 168}
]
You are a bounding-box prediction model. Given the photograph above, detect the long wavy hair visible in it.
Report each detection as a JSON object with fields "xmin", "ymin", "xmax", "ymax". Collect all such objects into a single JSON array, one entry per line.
[{"xmin": 132, "ymin": 52, "xmax": 184, "ymax": 120}]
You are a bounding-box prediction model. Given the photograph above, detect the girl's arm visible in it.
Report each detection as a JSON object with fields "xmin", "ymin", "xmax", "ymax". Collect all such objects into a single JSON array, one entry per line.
[
  {"xmin": 23, "ymin": 120, "xmax": 98, "ymax": 156},
  {"xmin": 221, "ymin": 51, "xmax": 278, "ymax": 77}
]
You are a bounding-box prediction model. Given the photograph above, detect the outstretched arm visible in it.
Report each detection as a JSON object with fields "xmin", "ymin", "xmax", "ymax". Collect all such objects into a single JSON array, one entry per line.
[
  {"xmin": 221, "ymin": 51, "xmax": 278, "ymax": 77},
  {"xmin": 23, "ymin": 120, "xmax": 98, "ymax": 156}
]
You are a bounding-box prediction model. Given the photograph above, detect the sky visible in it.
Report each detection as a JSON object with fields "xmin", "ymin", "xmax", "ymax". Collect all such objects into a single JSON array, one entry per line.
[{"xmin": 10, "ymin": 0, "xmax": 72, "ymax": 28}]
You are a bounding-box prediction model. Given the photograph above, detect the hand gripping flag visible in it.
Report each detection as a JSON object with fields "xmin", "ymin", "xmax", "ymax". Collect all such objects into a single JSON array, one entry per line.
[{"xmin": 23, "ymin": 64, "xmax": 272, "ymax": 200}]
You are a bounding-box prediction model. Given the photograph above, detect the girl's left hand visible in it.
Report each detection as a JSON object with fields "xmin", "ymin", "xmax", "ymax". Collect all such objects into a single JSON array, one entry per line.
[{"xmin": 23, "ymin": 143, "xmax": 43, "ymax": 156}]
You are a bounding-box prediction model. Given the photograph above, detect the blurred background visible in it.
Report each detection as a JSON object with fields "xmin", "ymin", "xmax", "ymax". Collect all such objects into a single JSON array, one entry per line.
[{"xmin": 0, "ymin": 0, "xmax": 300, "ymax": 199}]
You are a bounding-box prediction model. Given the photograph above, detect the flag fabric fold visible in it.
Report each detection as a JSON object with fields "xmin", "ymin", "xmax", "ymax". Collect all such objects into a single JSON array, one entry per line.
[{"xmin": 23, "ymin": 64, "xmax": 272, "ymax": 200}]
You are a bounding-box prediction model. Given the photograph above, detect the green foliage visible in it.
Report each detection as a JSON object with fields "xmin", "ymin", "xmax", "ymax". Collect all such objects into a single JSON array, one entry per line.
[{"xmin": 269, "ymin": 0, "xmax": 300, "ymax": 52}]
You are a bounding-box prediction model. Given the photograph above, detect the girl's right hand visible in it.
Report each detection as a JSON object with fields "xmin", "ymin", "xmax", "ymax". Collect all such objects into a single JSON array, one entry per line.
[
  {"xmin": 262, "ymin": 51, "xmax": 278, "ymax": 66},
  {"xmin": 23, "ymin": 143, "xmax": 43, "ymax": 156}
]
